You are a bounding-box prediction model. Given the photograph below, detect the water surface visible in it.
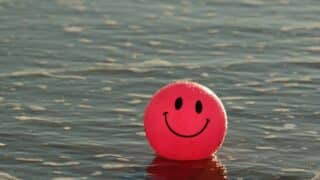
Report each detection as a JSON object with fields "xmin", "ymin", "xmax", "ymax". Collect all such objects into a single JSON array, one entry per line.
[{"xmin": 0, "ymin": 0, "xmax": 320, "ymax": 179}]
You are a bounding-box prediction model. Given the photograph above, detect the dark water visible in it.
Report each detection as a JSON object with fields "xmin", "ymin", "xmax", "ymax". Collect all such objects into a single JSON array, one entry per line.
[{"xmin": 0, "ymin": 0, "xmax": 320, "ymax": 179}]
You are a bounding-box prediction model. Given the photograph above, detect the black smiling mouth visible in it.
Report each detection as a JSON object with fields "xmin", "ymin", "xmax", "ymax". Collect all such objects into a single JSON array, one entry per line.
[{"xmin": 163, "ymin": 112, "xmax": 210, "ymax": 138}]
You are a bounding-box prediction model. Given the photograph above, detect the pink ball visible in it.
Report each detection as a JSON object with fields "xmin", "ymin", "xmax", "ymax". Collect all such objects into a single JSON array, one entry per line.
[{"xmin": 144, "ymin": 81, "xmax": 227, "ymax": 161}]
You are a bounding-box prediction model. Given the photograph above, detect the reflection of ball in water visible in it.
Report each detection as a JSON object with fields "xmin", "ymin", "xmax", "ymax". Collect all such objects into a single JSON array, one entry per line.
[
  {"xmin": 147, "ymin": 156, "xmax": 227, "ymax": 180},
  {"xmin": 144, "ymin": 81, "xmax": 227, "ymax": 160}
]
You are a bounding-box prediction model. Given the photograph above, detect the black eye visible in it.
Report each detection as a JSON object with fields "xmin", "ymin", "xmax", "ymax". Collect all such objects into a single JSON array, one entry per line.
[
  {"xmin": 175, "ymin": 97, "xmax": 183, "ymax": 110},
  {"xmin": 195, "ymin": 100, "xmax": 202, "ymax": 114}
]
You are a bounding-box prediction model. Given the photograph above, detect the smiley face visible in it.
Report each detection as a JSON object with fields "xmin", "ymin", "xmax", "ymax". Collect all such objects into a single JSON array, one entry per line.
[
  {"xmin": 144, "ymin": 81, "xmax": 227, "ymax": 161},
  {"xmin": 163, "ymin": 97, "xmax": 210, "ymax": 138}
]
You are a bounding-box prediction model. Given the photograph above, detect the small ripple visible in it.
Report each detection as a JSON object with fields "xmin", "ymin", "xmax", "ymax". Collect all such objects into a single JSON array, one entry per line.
[
  {"xmin": 94, "ymin": 153, "xmax": 122, "ymax": 158},
  {"xmin": 207, "ymin": 29, "xmax": 219, "ymax": 34},
  {"xmin": 127, "ymin": 99, "xmax": 142, "ymax": 105},
  {"xmin": 264, "ymin": 134, "xmax": 278, "ymax": 139},
  {"xmin": 127, "ymin": 93, "xmax": 151, "ymax": 99},
  {"xmin": 104, "ymin": 19, "xmax": 119, "ymax": 26},
  {"xmin": 70, "ymin": 59, "xmax": 195, "ymax": 74},
  {"xmin": 0, "ymin": 69, "xmax": 86, "ymax": 80},
  {"xmin": 283, "ymin": 123, "xmax": 296, "ymax": 130},
  {"xmin": 12, "ymin": 82, "xmax": 24, "ymax": 87},
  {"xmin": 0, "ymin": 70, "xmax": 50, "ymax": 78},
  {"xmin": 53, "ymin": 99, "xmax": 65, "ymax": 103},
  {"xmin": 209, "ymin": 51, "xmax": 225, "ymax": 56},
  {"xmin": 59, "ymin": 155, "xmax": 72, "ymax": 160},
  {"xmin": 221, "ymin": 96, "xmax": 246, "ymax": 101},
  {"xmin": 304, "ymin": 47, "xmax": 320, "ymax": 53},
  {"xmin": 91, "ymin": 171, "xmax": 102, "ymax": 176},
  {"xmin": 280, "ymin": 22, "xmax": 320, "ymax": 32},
  {"xmin": 101, "ymin": 87, "xmax": 112, "ymax": 92},
  {"xmin": 56, "ymin": 0, "xmax": 86, "ymax": 11},
  {"xmin": 253, "ymin": 87, "xmax": 278, "ymax": 93},
  {"xmin": 272, "ymin": 108, "xmax": 290, "ymax": 112},
  {"xmin": 64, "ymin": 126, "xmax": 71, "ymax": 131},
  {"xmin": 135, "ymin": 132, "xmax": 146, "ymax": 137},
  {"xmin": 0, "ymin": 172, "xmax": 20, "ymax": 180},
  {"xmin": 95, "ymin": 45, "xmax": 118, "ymax": 51},
  {"xmin": 255, "ymin": 146, "xmax": 275, "ymax": 150},
  {"xmin": 120, "ymin": 42, "xmax": 133, "ymax": 48},
  {"xmin": 281, "ymin": 61, "xmax": 320, "ymax": 70},
  {"xmin": 101, "ymin": 163, "xmax": 140, "ymax": 170},
  {"xmin": 157, "ymin": 49, "xmax": 175, "ymax": 54},
  {"xmin": 111, "ymin": 108, "xmax": 135, "ymax": 114},
  {"xmin": 129, "ymin": 25, "xmax": 142, "ymax": 32},
  {"xmin": 78, "ymin": 38, "xmax": 93, "ymax": 44},
  {"xmin": 37, "ymin": 84, "xmax": 48, "ymax": 90},
  {"xmin": 63, "ymin": 26, "xmax": 85, "ymax": 33},
  {"xmin": 312, "ymin": 172, "xmax": 320, "ymax": 180},
  {"xmin": 241, "ymin": 0, "xmax": 265, "ymax": 6},
  {"xmin": 281, "ymin": 168, "xmax": 307, "ymax": 173},
  {"xmin": 129, "ymin": 122, "xmax": 143, "ymax": 127},
  {"xmin": 6, "ymin": 103, "xmax": 46, "ymax": 112},
  {"xmin": 28, "ymin": 104, "xmax": 47, "ymax": 112},
  {"xmin": 230, "ymin": 106, "xmax": 247, "ymax": 110},
  {"xmin": 52, "ymin": 178, "xmax": 77, "ymax": 180},
  {"xmin": 149, "ymin": 41, "xmax": 161, "ymax": 46},
  {"xmin": 244, "ymin": 101, "xmax": 256, "ymax": 105},
  {"xmin": 213, "ymin": 43, "xmax": 233, "ymax": 48},
  {"xmin": 287, "ymin": 115, "xmax": 295, "ymax": 119},
  {"xmin": 266, "ymin": 76, "xmax": 312, "ymax": 83},
  {"xmin": 52, "ymin": 74, "xmax": 86, "ymax": 80},
  {"xmin": 116, "ymin": 157, "xmax": 130, "ymax": 162},
  {"xmin": 78, "ymin": 104, "xmax": 93, "ymax": 109},
  {"xmin": 16, "ymin": 157, "xmax": 43, "ymax": 163},
  {"xmin": 99, "ymin": 57, "xmax": 116, "ymax": 63},
  {"xmin": 14, "ymin": 116, "xmax": 62, "ymax": 124},
  {"xmin": 235, "ymin": 81, "xmax": 261, "ymax": 87},
  {"xmin": 314, "ymin": 112, "xmax": 320, "ymax": 115},
  {"xmin": 43, "ymin": 161, "xmax": 80, "ymax": 167},
  {"xmin": 263, "ymin": 124, "xmax": 296, "ymax": 131},
  {"xmin": 140, "ymin": 59, "xmax": 173, "ymax": 67},
  {"xmin": 10, "ymin": 103, "xmax": 23, "ymax": 111},
  {"xmin": 196, "ymin": 68, "xmax": 206, "ymax": 75},
  {"xmin": 52, "ymin": 171, "xmax": 64, "ymax": 175},
  {"xmin": 282, "ymin": 83, "xmax": 300, "ymax": 87}
]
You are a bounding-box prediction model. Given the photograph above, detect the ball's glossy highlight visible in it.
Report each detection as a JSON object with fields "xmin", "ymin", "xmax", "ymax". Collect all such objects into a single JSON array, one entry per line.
[{"xmin": 144, "ymin": 81, "xmax": 227, "ymax": 161}]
